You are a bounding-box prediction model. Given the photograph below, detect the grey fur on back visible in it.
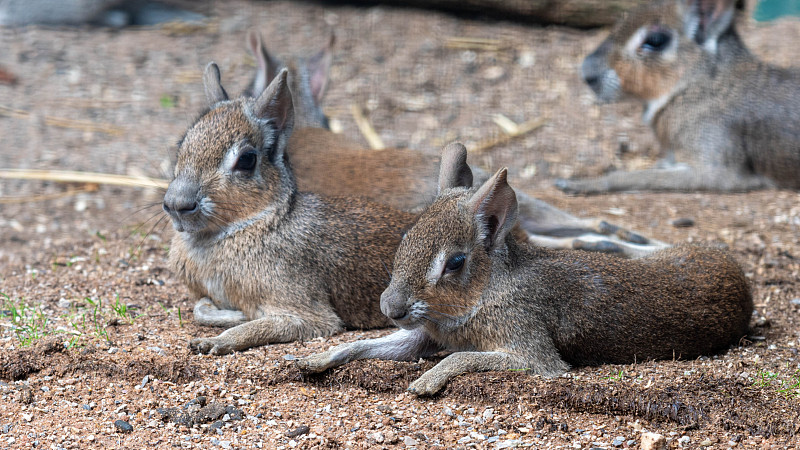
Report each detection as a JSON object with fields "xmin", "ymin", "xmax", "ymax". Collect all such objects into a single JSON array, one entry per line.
[{"xmin": 558, "ymin": 0, "xmax": 800, "ymax": 194}]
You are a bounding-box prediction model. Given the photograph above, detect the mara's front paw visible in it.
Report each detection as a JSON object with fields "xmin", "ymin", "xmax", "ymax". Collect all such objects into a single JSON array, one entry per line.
[
  {"xmin": 189, "ymin": 337, "xmax": 234, "ymax": 355},
  {"xmin": 295, "ymin": 351, "xmax": 338, "ymax": 373},
  {"xmin": 407, "ymin": 370, "xmax": 448, "ymax": 396}
]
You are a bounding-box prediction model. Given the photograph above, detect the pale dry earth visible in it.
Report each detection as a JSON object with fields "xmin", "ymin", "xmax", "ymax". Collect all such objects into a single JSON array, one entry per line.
[{"xmin": 0, "ymin": 1, "xmax": 799, "ymax": 448}]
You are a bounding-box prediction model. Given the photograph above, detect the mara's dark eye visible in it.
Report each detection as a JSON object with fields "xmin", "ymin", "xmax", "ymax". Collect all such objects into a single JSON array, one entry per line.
[
  {"xmin": 234, "ymin": 150, "xmax": 257, "ymax": 172},
  {"xmin": 641, "ymin": 31, "xmax": 671, "ymax": 52},
  {"xmin": 444, "ymin": 252, "xmax": 466, "ymax": 274}
]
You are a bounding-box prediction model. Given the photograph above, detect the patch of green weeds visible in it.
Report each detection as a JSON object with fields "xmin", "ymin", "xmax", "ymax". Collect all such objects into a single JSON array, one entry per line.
[
  {"xmin": 752, "ymin": 367, "xmax": 800, "ymax": 398},
  {"xmin": 603, "ymin": 369, "xmax": 626, "ymax": 381},
  {"xmin": 156, "ymin": 301, "xmax": 183, "ymax": 328},
  {"xmin": 1, "ymin": 292, "xmax": 51, "ymax": 346},
  {"xmin": 160, "ymin": 94, "xmax": 177, "ymax": 108},
  {"xmin": 82, "ymin": 297, "xmax": 110, "ymax": 341},
  {"xmin": 111, "ymin": 294, "xmax": 139, "ymax": 325}
]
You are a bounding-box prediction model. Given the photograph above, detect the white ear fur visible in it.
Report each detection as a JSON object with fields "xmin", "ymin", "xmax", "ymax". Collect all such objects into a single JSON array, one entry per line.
[
  {"xmin": 437, "ymin": 142, "xmax": 473, "ymax": 194},
  {"xmin": 467, "ymin": 168, "xmax": 518, "ymax": 251},
  {"xmin": 203, "ymin": 62, "xmax": 229, "ymax": 105}
]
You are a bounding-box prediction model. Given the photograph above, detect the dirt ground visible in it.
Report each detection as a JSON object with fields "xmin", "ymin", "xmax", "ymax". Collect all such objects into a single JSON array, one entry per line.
[{"xmin": 1, "ymin": 1, "xmax": 800, "ymax": 448}]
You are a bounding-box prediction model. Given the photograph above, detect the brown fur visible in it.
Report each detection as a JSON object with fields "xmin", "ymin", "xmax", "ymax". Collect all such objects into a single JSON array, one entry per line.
[
  {"xmin": 164, "ymin": 66, "xmax": 415, "ymax": 355},
  {"xmin": 298, "ymin": 145, "xmax": 753, "ymax": 395},
  {"xmin": 245, "ymin": 31, "xmax": 668, "ymax": 257},
  {"xmin": 558, "ymin": 0, "xmax": 800, "ymax": 194}
]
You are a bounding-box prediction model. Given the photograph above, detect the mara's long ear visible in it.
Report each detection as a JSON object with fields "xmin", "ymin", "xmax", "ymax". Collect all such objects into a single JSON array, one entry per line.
[
  {"xmin": 305, "ymin": 32, "xmax": 335, "ymax": 104},
  {"xmin": 253, "ymin": 69, "xmax": 295, "ymax": 160},
  {"xmin": 437, "ymin": 142, "xmax": 473, "ymax": 195},
  {"xmin": 247, "ymin": 30, "xmax": 282, "ymax": 98},
  {"xmin": 254, "ymin": 68, "xmax": 294, "ymax": 131},
  {"xmin": 467, "ymin": 168, "xmax": 518, "ymax": 251},
  {"xmin": 678, "ymin": 0, "xmax": 738, "ymax": 52},
  {"xmin": 203, "ymin": 62, "xmax": 229, "ymax": 105}
]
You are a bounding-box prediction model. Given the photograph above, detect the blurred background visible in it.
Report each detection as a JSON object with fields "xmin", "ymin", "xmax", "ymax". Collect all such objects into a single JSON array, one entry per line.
[{"xmin": 0, "ymin": 0, "xmax": 798, "ymax": 267}]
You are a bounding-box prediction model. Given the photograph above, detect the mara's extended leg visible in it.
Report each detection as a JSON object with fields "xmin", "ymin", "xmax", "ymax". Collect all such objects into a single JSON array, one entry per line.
[
  {"xmin": 408, "ymin": 350, "xmax": 568, "ymax": 396},
  {"xmin": 296, "ymin": 328, "xmax": 440, "ymax": 373},
  {"xmin": 555, "ymin": 166, "xmax": 775, "ymax": 195}
]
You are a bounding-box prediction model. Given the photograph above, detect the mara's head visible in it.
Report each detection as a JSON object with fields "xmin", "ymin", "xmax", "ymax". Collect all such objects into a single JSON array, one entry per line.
[
  {"xmin": 162, "ymin": 63, "xmax": 294, "ymax": 237},
  {"xmin": 380, "ymin": 143, "xmax": 518, "ymax": 331},
  {"xmin": 582, "ymin": 0, "xmax": 743, "ymax": 107}
]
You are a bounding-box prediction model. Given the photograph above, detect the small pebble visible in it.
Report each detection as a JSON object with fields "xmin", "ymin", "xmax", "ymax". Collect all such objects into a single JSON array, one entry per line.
[
  {"xmin": 114, "ymin": 420, "xmax": 133, "ymax": 433},
  {"xmin": 612, "ymin": 436, "xmax": 625, "ymax": 447},
  {"xmin": 404, "ymin": 436, "xmax": 417, "ymax": 446},
  {"xmin": 285, "ymin": 425, "xmax": 309, "ymax": 438},
  {"xmin": 641, "ymin": 432, "xmax": 666, "ymax": 450},
  {"xmin": 670, "ymin": 217, "xmax": 695, "ymax": 228},
  {"xmin": 791, "ymin": 298, "xmax": 800, "ymax": 306}
]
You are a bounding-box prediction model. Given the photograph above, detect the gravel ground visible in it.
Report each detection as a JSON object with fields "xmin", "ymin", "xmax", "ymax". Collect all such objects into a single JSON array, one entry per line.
[{"xmin": 1, "ymin": 1, "xmax": 799, "ymax": 448}]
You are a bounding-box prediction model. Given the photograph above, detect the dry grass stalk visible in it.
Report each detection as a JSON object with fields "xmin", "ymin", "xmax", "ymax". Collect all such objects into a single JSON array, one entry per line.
[
  {"xmin": 444, "ymin": 37, "xmax": 506, "ymax": 52},
  {"xmin": 0, "ymin": 169, "xmax": 168, "ymax": 189},
  {"xmin": 350, "ymin": 103, "xmax": 385, "ymax": 150},
  {"xmin": 470, "ymin": 116, "xmax": 547, "ymax": 154},
  {"xmin": 0, "ymin": 187, "xmax": 96, "ymax": 204},
  {"xmin": 0, "ymin": 105, "xmax": 125, "ymax": 136}
]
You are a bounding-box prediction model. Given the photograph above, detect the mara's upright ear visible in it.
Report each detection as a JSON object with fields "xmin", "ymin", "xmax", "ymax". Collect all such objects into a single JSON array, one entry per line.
[
  {"xmin": 678, "ymin": 0, "xmax": 738, "ymax": 52},
  {"xmin": 437, "ymin": 142, "xmax": 473, "ymax": 194},
  {"xmin": 305, "ymin": 33, "xmax": 335, "ymax": 104},
  {"xmin": 247, "ymin": 30, "xmax": 282, "ymax": 97},
  {"xmin": 254, "ymin": 68, "xmax": 294, "ymax": 132},
  {"xmin": 203, "ymin": 62, "xmax": 229, "ymax": 105},
  {"xmin": 467, "ymin": 168, "xmax": 518, "ymax": 251}
]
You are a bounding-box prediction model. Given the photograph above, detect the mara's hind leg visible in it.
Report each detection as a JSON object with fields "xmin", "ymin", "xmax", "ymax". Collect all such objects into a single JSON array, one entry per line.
[{"xmin": 193, "ymin": 297, "xmax": 248, "ymax": 328}]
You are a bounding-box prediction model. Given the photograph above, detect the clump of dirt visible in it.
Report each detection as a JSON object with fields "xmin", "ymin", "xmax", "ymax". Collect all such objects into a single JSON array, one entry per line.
[{"xmin": 0, "ymin": 337, "xmax": 65, "ymax": 380}]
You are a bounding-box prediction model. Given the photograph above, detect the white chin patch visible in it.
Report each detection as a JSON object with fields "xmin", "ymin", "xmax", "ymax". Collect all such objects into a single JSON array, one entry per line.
[{"xmin": 643, "ymin": 93, "xmax": 671, "ymax": 125}]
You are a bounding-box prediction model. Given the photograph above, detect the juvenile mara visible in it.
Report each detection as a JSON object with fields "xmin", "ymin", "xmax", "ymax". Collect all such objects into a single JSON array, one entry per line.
[
  {"xmin": 298, "ymin": 143, "xmax": 753, "ymax": 395},
  {"xmin": 557, "ymin": 0, "xmax": 800, "ymax": 194},
  {"xmin": 163, "ymin": 65, "xmax": 415, "ymax": 354}
]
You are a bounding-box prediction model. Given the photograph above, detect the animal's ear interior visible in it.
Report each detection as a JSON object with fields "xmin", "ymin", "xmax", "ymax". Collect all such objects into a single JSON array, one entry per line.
[
  {"xmin": 679, "ymin": 0, "xmax": 737, "ymax": 50},
  {"xmin": 467, "ymin": 168, "xmax": 518, "ymax": 251},
  {"xmin": 247, "ymin": 30, "xmax": 282, "ymax": 97},
  {"xmin": 437, "ymin": 142, "xmax": 473, "ymax": 194},
  {"xmin": 203, "ymin": 62, "xmax": 229, "ymax": 105},
  {"xmin": 254, "ymin": 68, "xmax": 294, "ymax": 132},
  {"xmin": 305, "ymin": 32, "xmax": 335, "ymax": 104}
]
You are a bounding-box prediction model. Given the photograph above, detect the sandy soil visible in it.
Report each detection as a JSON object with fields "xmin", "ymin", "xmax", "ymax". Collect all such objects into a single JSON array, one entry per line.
[{"xmin": 1, "ymin": 1, "xmax": 799, "ymax": 448}]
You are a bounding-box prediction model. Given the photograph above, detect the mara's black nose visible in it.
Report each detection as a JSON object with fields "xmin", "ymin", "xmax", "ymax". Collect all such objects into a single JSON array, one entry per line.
[
  {"xmin": 163, "ymin": 199, "xmax": 199, "ymax": 216},
  {"xmin": 163, "ymin": 180, "xmax": 201, "ymax": 218},
  {"xmin": 380, "ymin": 288, "xmax": 408, "ymax": 320}
]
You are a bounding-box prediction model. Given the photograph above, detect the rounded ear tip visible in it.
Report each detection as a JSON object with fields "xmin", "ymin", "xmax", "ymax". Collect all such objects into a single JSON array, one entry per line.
[
  {"xmin": 443, "ymin": 141, "xmax": 467, "ymax": 154},
  {"xmin": 204, "ymin": 62, "xmax": 220, "ymax": 74}
]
